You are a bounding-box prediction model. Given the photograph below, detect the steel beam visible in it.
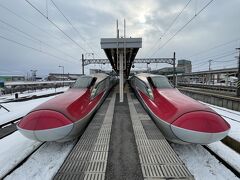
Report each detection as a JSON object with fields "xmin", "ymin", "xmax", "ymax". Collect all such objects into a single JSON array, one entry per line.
[{"xmin": 83, "ymin": 58, "xmax": 174, "ymax": 66}]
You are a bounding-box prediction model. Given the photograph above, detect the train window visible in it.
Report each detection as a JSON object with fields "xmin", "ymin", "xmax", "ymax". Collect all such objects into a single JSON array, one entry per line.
[
  {"xmin": 73, "ymin": 76, "xmax": 94, "ymax": 88},
  {"xmin": 135, "ymin": 79, "xmax": 148, "ymax": 96},
  {"xmin": 150, "ymin": 76, "xmax": 173, "ymax": 88},
  {"xmin": 91, "ymin": 79, "xmax": 106, "ymax": 98}
]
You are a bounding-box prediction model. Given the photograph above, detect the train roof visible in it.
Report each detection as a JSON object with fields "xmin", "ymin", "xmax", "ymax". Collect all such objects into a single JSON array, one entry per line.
[
  {"xmin": 133, "ymin": 73, "xmax": 167, "ymax": 83},
  {"xmin": 89, "ymin": 73, "xmax": 109, "ymax": 84}
]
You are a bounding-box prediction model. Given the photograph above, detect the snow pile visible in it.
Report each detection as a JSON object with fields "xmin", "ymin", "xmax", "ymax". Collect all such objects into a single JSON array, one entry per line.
[
  {"xmin": 5, "ymin": 140, "xmax": 76, "ymax": 180},
  {"xmin": 171, "ymin": 143, "xmax": 239, "ymax": 180},
  {"xmin": 0, "ymin": 132, "xmax": 41, "ymax": 179}
]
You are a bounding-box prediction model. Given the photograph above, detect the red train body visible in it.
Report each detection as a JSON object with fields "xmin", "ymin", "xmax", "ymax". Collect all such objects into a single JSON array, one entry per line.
[
  {"xmin": 17, "ymin": 73, "xmax": 115, "ymax": 142},
  {"xmin": 130, "ymin": 73, "xmax": 230, "ymax": 144}
]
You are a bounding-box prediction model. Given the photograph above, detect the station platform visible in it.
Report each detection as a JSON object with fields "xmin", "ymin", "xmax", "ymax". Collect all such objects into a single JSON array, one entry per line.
[{"xmin": 54, "ymin": 86, "xmax": 194, "ymax": 180}]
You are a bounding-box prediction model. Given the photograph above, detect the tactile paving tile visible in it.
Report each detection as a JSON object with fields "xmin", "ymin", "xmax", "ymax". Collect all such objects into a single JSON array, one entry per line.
[
  {"xmin": 138, "ymin": 146, "xmax": 156, "ymax": 155},
  {"xmin": 67, "ymin": 151, "xmax": 92, "ymax": 161},
  {"xmin": 93, "ymin": 144, "xmax": 109, "ymax": 152},
  {"xmin": 141, "ymin": 165, "xmax": 164, "ymax": 178},
  {"xmin": 156, "ymin": 154, "xmax": 182, "ymax": 164},
  {"xmin": 138, "ymin": 115, "xmax": 151, "ymax": 121},
  {"xmin": 134, "ymin": 103, "xmax": 147, "ymax": 114},
  {"xmin": 136, "ymin": 139, "xmax": 151, "ymax": 146},
  {"xmin": 58, "ymin": 161, "xmax": 89, "ymax": 173},
  {"xmin": 54, "ymin": 173, "xmax": 84, "ymax": 180},
  {"xmin": 141, "ymin": 120, "xmax": 165, "ymax": 140},
  {"xmin": 95, "ymin": 138, "xmax": 110, "ymax": 145},
  {"xmin": 149, "ymin": 145, "xmax": 176, "ymax": 155},
  {"xmin": 87, "ymin": 161, "xmax": 107, "ymax": 172},
  {"xmin": 127, "ymin": 92, "xmax": 194, "ymax": 180},
  {"xmin": 161, "ymin": 165, "xmax": 192, "ymax": 178},
  {"xmin": 84, "ymin": 173, "xmax": 105, "ymax": 180},
  {"xmin": 83, "ymin": 92, "xmax": 116, "ymax": 179},
  {"xmin": 139, "ymin": 154, "xmax": 159, "ymax": 164},
  {"xmin": 54, "ymin": 95, "xmax": 114, "ymax": 180},
  {"xmin": 90, "ymin": 152, "xmax": 108, "ymax": 161},
  {"xmin": 74, "ymin": 144, "xmax": 93, "ymax": 151}
]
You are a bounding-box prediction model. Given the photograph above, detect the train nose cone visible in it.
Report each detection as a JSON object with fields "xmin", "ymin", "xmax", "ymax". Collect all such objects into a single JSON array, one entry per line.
[
  {"xmin": 17, "ymin": 110, "xmax": 73, "ymax": 142},
  {"xmin": 171, "ymin": 111, "xmax": 230, "ymax": 144}
]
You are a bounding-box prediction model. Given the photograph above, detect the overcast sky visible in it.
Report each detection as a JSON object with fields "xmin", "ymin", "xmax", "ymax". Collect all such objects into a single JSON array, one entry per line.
[{"xmin": 0, "ymin": 0, "xmax": 239, "ymax": 77}]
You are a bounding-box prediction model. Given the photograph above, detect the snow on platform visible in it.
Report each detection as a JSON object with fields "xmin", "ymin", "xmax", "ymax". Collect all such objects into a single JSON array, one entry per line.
[
  {"xmin": 171, "ymin": 143, "xmax": 239, "ymax": 180},
  {"xmin": 0, "ymin": 131, "xmax": 41, "ymax": 179},
  {"xmin": 5, "ymin": 140, "xmax": 76, "ymax": 180}
]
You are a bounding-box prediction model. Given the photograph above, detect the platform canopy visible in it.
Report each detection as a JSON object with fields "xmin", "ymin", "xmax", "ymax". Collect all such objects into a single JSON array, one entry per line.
[{"xmin": 100, "ymin": 38, "xmax": 142, "ymax": 78}]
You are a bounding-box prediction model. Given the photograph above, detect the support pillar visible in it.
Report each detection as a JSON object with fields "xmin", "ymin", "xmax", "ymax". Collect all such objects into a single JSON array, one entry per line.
[
  {"xmin": 237, "ymin": 48, "xmax": 240, "ymax": 97},
  {"xmin": 119, "ymin": 52, "xmax": 124, "ymax": 102},
  {"xmin": 173, "ymin": 52, "xmax": 176, "ymax": 87},
  {"xmin": 82, "ymin": 54, "xmax": 84, "ymax": 75}
]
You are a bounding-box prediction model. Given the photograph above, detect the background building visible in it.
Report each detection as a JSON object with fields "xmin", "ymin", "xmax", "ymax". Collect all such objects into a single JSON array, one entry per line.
[
  {"xmin": 0, "ymin": 75, "xmax": 25, "ymax": 82},
  {"xmin": 47, "ymin": 73, "xmax": 82, "ymax": 81},
  {"xmin": 177, "ymin": 59, "xmax": 192, "ymax": 73}
]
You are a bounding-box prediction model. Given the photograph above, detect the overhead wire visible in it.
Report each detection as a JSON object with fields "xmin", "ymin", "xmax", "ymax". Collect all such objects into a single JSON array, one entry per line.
[
  {"xmin": 50, "ymin": 0, "xmax": 85, "ymax": 41},
  {"xmin": 191, "ymin": 50, "xmax": 236, "ymax": 62},
  {"xmin": 0, "ymin": 18, "xmax": 80, "ymax": 61},
  {"xmin": 0, "ymin": 3, "xmax": 70, "ymax": 46},
  {"xmin": 192, "ymin": 60, "xmax": 237, "ymax": 69},
  {"xmin": 192, "ymin": 51, "xmax": 237, "ymax": 67},
  {"xmin": 24, "ymin": 0, "xmax": 87, "ymax": 52},
  {"xmin": 49, "ymin": 0, "xmax": 101, "ymax": 58},
  {"xmin": 188, "ymin": 37, "xmax": 240, "ymax": 58},
  {"xmin": 148, "ymin": 0, "xmax": 192, "ymax": 56},
  {"xmin": 150, "ymin": 0, "xmax": 215, "ymax": 57},
  {"xmin": 0, "ymin": 33, "xmax": 78, "ymax": 64}
]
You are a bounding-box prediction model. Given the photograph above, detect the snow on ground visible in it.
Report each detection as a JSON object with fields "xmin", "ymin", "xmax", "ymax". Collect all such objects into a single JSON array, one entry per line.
[
  {"xmin": 0, "ymin": 87, "xmax": 69, "ymax": 103},
  {"xmin": 0, "ymin": 87, "xmax": 70, "ymax": 125},
  {"xmin": 207, "ymin": 141, "xmax": 240, "ymax": 173},
  {"xmin": 171, "ymin": 143, "xmax": 239, "ymax": 180},
  {"xmin": 0, "ymin": 131, "xmax": 41, "ymax": 179},
  {"xmin": 0, "ymin": 96, "xmax": 55, "ymax": 126},
  {"xmin": 5, "ymin": 140, "xmax": 76, "ymax": 180},
  {"xmin": 201, "ymin": 102, "xmax": 240, "ymax": 142}
]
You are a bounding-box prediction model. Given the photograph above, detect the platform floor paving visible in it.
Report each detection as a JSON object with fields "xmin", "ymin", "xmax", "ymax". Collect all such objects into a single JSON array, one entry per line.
[{"xmin": 54, "ymin": 86, "xmax": 194, "ymax": 180}]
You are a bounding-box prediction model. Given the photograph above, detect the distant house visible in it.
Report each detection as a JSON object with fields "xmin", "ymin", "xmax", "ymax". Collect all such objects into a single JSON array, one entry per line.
[{"xmin": 0, "ymin": 75, "xmax": 25, "ymax": 82}]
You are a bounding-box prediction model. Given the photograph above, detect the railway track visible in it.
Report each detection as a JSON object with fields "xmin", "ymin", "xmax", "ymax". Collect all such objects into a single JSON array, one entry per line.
[
  {"xmin": 1, "ymin": 143, "xmax": 44, "ymax": 179},
  {"xmin": 0, "ymin": 117, "xmax": 22, "ymax": 139},
  {"xmin": 0, "ymin": 91, "xmax": 64, "ymax": 104},
  {"xmin": 203, "ymin": 145, "xmax": 240, "ymax": 178},
  {"xmin": 0, "ymin": 90, "xmax": 67, "ymax": 139},
  {"xmin": 1, "ymin": 87, "xmax": 240, "ymax": 179}
]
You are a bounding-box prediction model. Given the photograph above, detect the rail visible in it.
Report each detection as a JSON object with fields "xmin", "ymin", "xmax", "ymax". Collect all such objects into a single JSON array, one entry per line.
[{"xmin": 178, "ymin": 83, "xmax": 237, "ymax": 93}]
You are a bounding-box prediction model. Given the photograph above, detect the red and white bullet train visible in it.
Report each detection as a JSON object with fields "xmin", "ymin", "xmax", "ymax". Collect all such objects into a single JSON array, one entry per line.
[
  {"xmin": 130, "ymin": 73, "xmax": 230, "ymax": 144},
  {"xmin": 17, "ymin": 73, "xmax": 115, "ymax": 142}
]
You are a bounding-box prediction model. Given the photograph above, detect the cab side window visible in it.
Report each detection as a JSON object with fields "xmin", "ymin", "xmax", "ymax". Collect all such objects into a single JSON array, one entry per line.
[
  {"xmin": 91, "ymin": 79, "xmax": 106, "ymax": 98},
  {"xmin": 136, "ymin": 79, "xmax": 148, "ymax": 95},
  {"xmin": 136, "ymin": 78, "xmax": 153, "ymax": 99}
]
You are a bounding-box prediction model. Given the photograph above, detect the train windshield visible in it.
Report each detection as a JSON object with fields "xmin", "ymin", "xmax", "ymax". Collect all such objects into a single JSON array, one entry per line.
[
  {"xmin": 150, "ymin": 76, "xmax": 173, "ymax": 89},
  {"xmin": 73, "ymin": 76, "xmax": 94, "ymax": 88}
]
